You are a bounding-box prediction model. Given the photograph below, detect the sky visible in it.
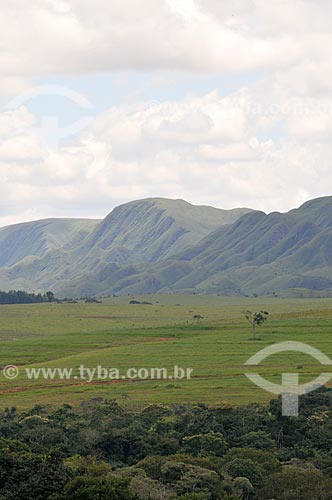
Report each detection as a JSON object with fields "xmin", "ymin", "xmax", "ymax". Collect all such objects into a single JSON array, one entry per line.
[{"xmin": 1, "ymin": 0, "xmax": 332, "ymax": 226}]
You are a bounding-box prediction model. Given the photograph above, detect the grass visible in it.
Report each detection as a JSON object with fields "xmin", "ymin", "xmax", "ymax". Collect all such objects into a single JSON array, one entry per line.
[{"xmin": 1, "ymin": 294, "xmax": 332, "ymax": 408}]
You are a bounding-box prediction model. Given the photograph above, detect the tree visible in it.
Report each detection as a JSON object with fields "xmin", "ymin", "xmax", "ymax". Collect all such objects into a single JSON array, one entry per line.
[
  {"xmin": 257, "ymin": 466, "xmax": 332, "ymax": 500},
  {"xmin": 0, "ymin": 290, "xmax": 47, "ymax": 304},
  {"xmin": 223, "ymin": 448, "xmax": 280, "ymax": 476},
  {"xmin": 60, "ymin": 475, "xmax": 138, "ymax": 500},
  {"xmin": 238, "ymin": 431, "xmax": 275, "ymax": 451},
  {"xmin": 182, "ymin": 432, "xmax": 228, "ymax": 457},
  {"xmin": 193, "ymin": 315, "xmax": 204, "ymax": 323},
  {"xmin": 226, "ymin": 458, "xmax": 265, "ymax": 487},
  {"xmin": 0, "ymin": 450, "xmax": 72, "ymax": 500},
  {"xmin": 242, "ymin": 311, "xmax": 269, "ymax": 339},
  {"xmin": 46, "ymin": 291, "xmax": 55, "ymax": 303},
  {"xmin": 233, "ymin": 477, "xmax": 254, "ymax": 500}
]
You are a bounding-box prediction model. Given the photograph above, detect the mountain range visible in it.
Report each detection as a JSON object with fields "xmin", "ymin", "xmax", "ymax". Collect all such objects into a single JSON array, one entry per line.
[{"xmin": 0, "ymin": 196, "xmax": 332, "ymax": 297}]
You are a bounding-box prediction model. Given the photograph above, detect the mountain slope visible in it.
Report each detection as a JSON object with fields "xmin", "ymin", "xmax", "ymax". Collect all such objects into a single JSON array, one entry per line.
[
  {"xmin": 57, "ymin": 196, "xmax": 332, "ymax": 297},
  {"xmin": 0, "ymin": 198, "xmax": 252, "ymax": 292},
  {"xmin": 0, "ymin": 218, "xmax": 100, "ymax": 268},
  {"xmin": 73, "ymin": 198, "xmax": 252, "ymax": 270}
]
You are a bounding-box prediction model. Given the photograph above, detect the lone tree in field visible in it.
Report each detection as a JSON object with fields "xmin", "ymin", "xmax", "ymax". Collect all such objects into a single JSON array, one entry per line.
[
  {"xmin": 242, "ymin": 310, "xmax": 269, "ymax": 339},
  {"xmin": 193, "ymin": 314, "xmax": 204, "ymax": 323}
]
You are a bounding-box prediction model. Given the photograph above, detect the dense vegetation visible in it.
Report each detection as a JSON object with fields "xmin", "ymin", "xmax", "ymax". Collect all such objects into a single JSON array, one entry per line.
[
  {"xmin": 2, "ymin": 389, "xmax": 332, "ymax": 499},
  {"xmin": 0, "ymin": 290, "xmax": 55, "ymax": 305}
]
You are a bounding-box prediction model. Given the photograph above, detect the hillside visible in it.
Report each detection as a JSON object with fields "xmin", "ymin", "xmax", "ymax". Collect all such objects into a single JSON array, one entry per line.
[
  {"xmin": 73, "ymin": 198, "xmax": 252, "ymax": 268},
  {"xmin": 2, "ymin": 196, "xmax": 332, "ymax": 297},
  {"xmin": 57, "ymin": 196, "xmax": 332, "ymax": 297},
  {"xmin": 0, "ymin": 218, "xmax": 100, "ymax": 268},
  {"xmin": 0, "ymin": 198, "xmax": 251, "ymax": 292}
]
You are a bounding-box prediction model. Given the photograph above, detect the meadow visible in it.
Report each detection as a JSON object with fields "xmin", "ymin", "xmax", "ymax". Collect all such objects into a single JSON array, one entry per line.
[{"xmin": 1, "ymin": 294, "xmax": 332, "ymax": 408}]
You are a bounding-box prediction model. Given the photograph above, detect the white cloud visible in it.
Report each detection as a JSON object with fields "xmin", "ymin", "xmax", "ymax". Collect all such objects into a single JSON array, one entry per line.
[
  {"xmin": 0, "ymin": 0, "xmax": 306, "ymax": 77},
  {"xmin": 0, "ymin": 0, "xmax": 332, "ymax": 225},
  {"xmin": 1, "ymin": 83, "xmax": 332, "ymax": 226},
  {"xmin": 0, "ymin": 107, "xmax": 36, "ymax": 136}
]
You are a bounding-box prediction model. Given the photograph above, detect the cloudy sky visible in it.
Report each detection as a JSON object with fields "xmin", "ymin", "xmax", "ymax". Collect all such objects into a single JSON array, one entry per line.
[{"xmin": 1, "ymin": 0, "xmax": 332, "ymax": 225}]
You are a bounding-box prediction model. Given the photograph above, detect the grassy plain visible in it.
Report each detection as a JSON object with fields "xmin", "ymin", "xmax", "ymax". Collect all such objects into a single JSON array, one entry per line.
[{"xmin": 0, "ymin": 294, "xmax": 332, "ymax": 408}]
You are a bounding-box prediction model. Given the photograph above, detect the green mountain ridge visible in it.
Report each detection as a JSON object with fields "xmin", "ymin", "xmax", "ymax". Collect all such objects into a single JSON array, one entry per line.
[
  {"xmin": 1, "ymin": 195, "xmax": 332, "ymax": 297},
  {"xmin": 0, "ymin": 218, "xmax": 100, "ymax": 268},
  {"xmin": 57, "ymin": 196, "xmax": 332, "ymax": 297},
  {"xmin": 0, "ymin": 198, "xmax": 252, "ymax": 293},
  {"xmin": 73, "ymin": 198, "xmax": 251, "ymax": 268}
]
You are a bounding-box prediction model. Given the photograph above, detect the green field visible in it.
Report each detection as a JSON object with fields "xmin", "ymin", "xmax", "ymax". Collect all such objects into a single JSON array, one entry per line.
[{"xmin": 1, "ymin": 294, "xmax": 332, "ymax": 408}]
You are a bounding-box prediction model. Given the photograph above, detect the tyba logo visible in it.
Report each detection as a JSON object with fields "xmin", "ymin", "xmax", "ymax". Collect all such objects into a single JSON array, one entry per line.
[{"xmin": 245, "ymin": 341, "xmax": 332, "ymax": 416}]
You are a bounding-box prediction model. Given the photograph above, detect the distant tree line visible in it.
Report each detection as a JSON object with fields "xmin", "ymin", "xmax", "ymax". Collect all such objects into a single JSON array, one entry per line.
[{"xmin": 0, "ymin": 290, "xmax": 55, "ymax": 305}]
